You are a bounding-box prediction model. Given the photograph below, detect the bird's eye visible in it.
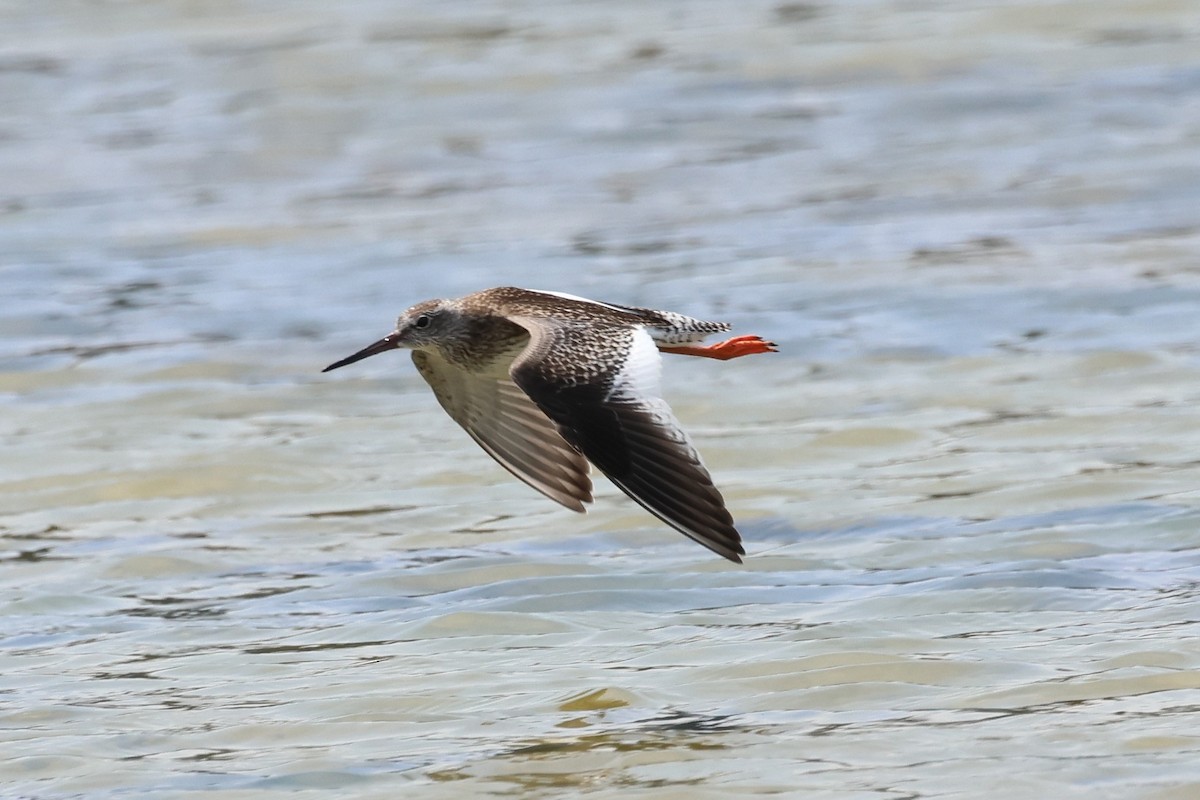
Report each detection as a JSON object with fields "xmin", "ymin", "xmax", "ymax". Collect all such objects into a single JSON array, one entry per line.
[{"xmin": 414, "ymin": 314, "xmax": 431, "ymax": 329}]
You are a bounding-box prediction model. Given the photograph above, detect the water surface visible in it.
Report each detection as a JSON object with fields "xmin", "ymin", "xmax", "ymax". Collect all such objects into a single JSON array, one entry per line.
[{"xmin": 3, "ymin": 1, "xmax": 1200, "ymax": 798}]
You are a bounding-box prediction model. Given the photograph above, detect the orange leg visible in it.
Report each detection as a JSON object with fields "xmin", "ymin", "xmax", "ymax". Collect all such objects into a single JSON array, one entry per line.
[{"xmin": 659, "ymin": 334, "xmax": 778, "ymax": 361}]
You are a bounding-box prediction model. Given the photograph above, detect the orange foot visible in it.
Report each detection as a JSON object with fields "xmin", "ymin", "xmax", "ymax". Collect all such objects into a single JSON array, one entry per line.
[{"xmin": 660, "ymin": 334, "xmax": 778, "ymax": 361}]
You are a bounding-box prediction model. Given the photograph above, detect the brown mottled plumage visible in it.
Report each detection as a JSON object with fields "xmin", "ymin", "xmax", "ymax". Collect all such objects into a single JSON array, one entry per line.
[{"xmin": 323, "ymin": 287, "xmax": 776, "ymax": 563}]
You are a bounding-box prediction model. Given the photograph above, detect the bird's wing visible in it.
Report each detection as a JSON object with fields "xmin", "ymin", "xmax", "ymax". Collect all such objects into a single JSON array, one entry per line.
[
  {"xmin": 507, "ymin": 319, "xmax": 745, "ymax": 562},
  {"xmin": 411, "ymin": 350, "xmax": 593, "ymax": 512}
]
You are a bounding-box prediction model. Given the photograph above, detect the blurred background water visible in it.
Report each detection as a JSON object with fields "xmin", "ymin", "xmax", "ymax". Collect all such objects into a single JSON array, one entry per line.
[{"xmin": 3, "ymin": 1, "xmax": 1200, "ymax": 798}]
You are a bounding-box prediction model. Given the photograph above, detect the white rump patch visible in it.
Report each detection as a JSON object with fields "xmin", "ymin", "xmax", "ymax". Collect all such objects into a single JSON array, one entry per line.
[
  {"xmin": 612, "ymin": 327, "xmax": 664, "ymax": 400},
  {"xmin": 529, "ymin": 289, "xmax": 632, "ymax": 314}
]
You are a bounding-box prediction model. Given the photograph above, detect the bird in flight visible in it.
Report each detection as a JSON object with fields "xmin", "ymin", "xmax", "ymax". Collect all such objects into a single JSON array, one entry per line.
[{"xmin": 323, "ymin": 287, "xmax": 776, "ymax": 562}]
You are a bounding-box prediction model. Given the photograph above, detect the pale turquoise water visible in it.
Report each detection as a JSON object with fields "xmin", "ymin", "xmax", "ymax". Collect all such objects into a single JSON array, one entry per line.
[{"xmin": 3, "ymin": 1, "xmax": 1200, "ymax": 798}]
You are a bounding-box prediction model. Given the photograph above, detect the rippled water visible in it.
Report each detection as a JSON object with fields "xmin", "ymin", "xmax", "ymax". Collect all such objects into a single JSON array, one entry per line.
[{"xmin": 4, "ymin": 1, "xmax": 1200, "ymax": 798}]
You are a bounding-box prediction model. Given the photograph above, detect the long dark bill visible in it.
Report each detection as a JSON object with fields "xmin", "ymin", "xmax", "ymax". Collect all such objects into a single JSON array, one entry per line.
[{"xmin": 322, "ymin": 333, "xmax": 401, "ymax": 372}]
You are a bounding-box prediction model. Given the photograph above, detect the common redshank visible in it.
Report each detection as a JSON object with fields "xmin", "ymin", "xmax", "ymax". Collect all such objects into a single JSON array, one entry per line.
[{"xmin": 322, "ymin": 287, "xmax": 776, "ymax": 562}]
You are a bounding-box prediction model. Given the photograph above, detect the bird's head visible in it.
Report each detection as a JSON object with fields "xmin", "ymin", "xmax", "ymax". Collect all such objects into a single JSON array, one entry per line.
[{"xmin": 322, "ymin": 299, "xmax": 466, "ymax": 372}]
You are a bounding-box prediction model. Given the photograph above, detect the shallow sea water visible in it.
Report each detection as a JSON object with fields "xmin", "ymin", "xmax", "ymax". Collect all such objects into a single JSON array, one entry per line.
[{"xmin": 3, "ymin": 1, "xmax": 1200, "ymax": 798}]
